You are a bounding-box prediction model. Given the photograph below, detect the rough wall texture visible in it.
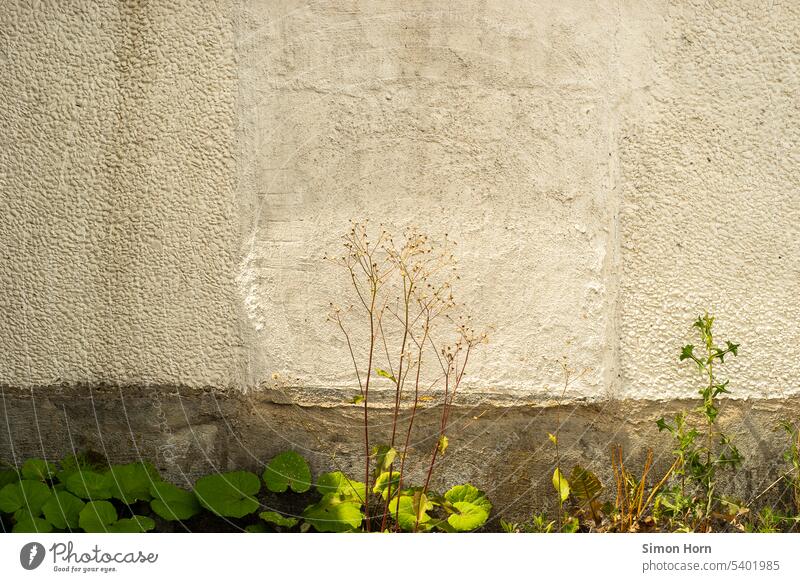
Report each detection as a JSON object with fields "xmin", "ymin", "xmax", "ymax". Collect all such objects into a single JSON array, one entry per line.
[
  {"xmin": 618, "ymin": 0, "xmax": 800, "ymax": 400},
  {"xmin": 236, "ymin": 0, "xmax": 649, "ymax": 400},
  {"xmin": 237, "ymin": 0, "xmax": 799, "ymax": 402},
  {"xmin": 2, "ymin": 0, "xmax": 796, "ymax": 401},
  {"xmin": 1, "ymin": 0, "xmax": 799, "ymax": 519},
  {"xmin": 0, "ymin": 0, "xmax": 244, "ymax": 389},
  {"xmin": 3, "ymin": 385, "xmax": 797, "ymax": 522}
]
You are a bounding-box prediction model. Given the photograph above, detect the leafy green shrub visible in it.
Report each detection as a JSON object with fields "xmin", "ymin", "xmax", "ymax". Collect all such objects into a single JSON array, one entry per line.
[
  {"xmin": 258, "ymin": 510, "xmax": 298, "ymax": 528},
  {"xmin": 78, "ymin": 501, "xmax": 118, "ymax": 532},
  {"xmin": 149, "ymin": 481, "xmax": 201, "ymax": 521},
  {"xmin": 780, "ymin": 420, "xmax": 800, "ymax": 516},
  {"xmin": 3, "ymin": 225, "xmax": 497, "ymax": 534},
  {"xmin": 0, "ymin": 479, "xmax": 52, "ymax": 531},
  {"xmin": 21, "ymin": 458, "xmax": 57, "ymax": 481},
  {"xmin": 66, "ymin": 470, "xmax": 114, "ymax": 500},
  {"xmin": 263, "ymin": 451, "xmax": 311, "ymax": 493},
  {"xmin": 0, "ymin": 468, "xmax": 19, "ymax": 488},
  {"xmin": 108, "ymin": 516, "xmax": 156, "ymax": 533},
  {"xmin": 0, "ymin": 449, "xmax": 493, "ymax": 533},
  {"xmin": 302, "ymin": 470, "xmax": 366, "ymax": 532},
  {"xmin": 107, "ymin": 462, "xmax": 159, "ymax": 503},
  {"xmin": 194, "ymin": 471, "xmax": 260, "ymax": 519},
  {"xmin": 442, "ymin": 484, "xmax": 492, "ymax": 531},
  {"xmin": 42, "ymin": 491, "xmax": 84, "ymax": 529},
  {"xmin": 328, "ymin": 223, "xmax": 488, "ymax": 531},
  {"xmin": 655, "ymin": 313, "xmax": 742, "ymax": 531}
]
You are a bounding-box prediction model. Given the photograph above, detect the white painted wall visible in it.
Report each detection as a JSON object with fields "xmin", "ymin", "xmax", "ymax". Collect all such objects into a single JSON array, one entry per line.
[
  {"xmin": 0, "ymin": 0, "xmax": 243, "ymax": 388},
  {"xmin": 2, "ymin": 1, "xmax": 798, "ymax": 401}
]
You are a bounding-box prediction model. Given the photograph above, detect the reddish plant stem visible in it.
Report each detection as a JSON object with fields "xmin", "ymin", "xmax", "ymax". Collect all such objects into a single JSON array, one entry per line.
[
  {"xmin": 417, "ymin": 344, "xmax": 471, "ymax": 531},
  {"xmin": 362, "ymin": 295, "xmax": 377, "ymax": 531},
  {"xmin": 390, "ymin": 278, "xmax": 412, "ymax": 447},
  {"xmin": 392, "ymin": 315, "xmax": 430, "ymax": 531}
]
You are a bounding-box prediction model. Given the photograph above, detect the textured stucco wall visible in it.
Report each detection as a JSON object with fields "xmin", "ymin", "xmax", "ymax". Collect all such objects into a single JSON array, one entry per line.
[
  {"xmin": 238, "ymin": 0, "xmax": 799, "ymax": 402},
  {"xmin": 617, "ymin": 0, "xmax": 800, "ymax": 400},
  {"xmin": 1, "ymin": 0, "xmax": 798, "ymax": 403},
  {"xmin": 237, "ymin": 0, "xmax": 657, "ymax": 401},
  {"xmin": 2, "ymin": 0, "xmax": 799, "ymax": 520},
  {"xmin": 0, "ymin": 0, "xmax": 245, "ymax": 389}
]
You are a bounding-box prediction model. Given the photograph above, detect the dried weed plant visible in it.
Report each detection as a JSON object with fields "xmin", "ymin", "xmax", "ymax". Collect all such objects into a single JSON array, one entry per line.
[{"xmin": 325, "ymin": 220, "xmax": 488, "ymax": 531}]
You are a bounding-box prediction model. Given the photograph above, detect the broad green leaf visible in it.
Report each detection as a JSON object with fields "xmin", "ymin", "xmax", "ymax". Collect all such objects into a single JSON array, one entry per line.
[
  {"xmin": 194, "ymin": 471, "xmax": 260, "ymax": 518},
  {"xmin": 372, "ymin": 471, "xmax": 401, "ymax": 500},
  {"xmin": 66, "ymin": 470, "xmax": 113, "ymax": 500},
  {"xmin": 108, "ymin": 516, "xmax": 155, "ymax": 533},
  {"xmin": 447, "ymin": 501, "xmax": 489, "ymax": 531},
  {"xmin": 56, "ymin": 454, "xmax": 92, "ymax": 484},
  {"xmin": 316, "ymin": 471, "xmax": 366, "ymax": 502},
  {"xmin": 375, "ymin": 368, "xmax": 397, "ymax": 382},
  {"xmin": 371, "ymin": 445, "xmax": 397, "ymax": 476},
  {"xmin": 444, "ymin": 484, "xmax": 492, "ymax": 514},
  {"xmin": 245, "ymin": 524, "xmax": 268, "ymax": 533},
  {"xmin": 78, "ymin": 500, "xmax": 117, "ymax": 532},
  {"xmin": 42, "ymin": 491, "xmax": 85, "ymax": 529},
  {"xmin": 412, "ymin": 492, "xmax": 433, "ymax": 527},
  {"xmin": 0, "ymin": 469, "xmax": 20, "ymax": 488},
  {"xmin": 569, "ymin": 466, "xmax": 602, "ymax": 502},
  {"xmin": 107, "ymin": 462, "xmax": 160, "ymax": 503},
  {"xmin": 552, "ymin": 468, "xmax": 570, "ymax": 502},
  {"xmin": 263, "ymin": 451, "xmax": 311, "ymax": 493},
  {"xmin": 430, "ymin": 518, "xmax": 457, "ymax": 533},
  {"xmin": 388, "ymin": 493, "xmax": 432, "ymax": 531},
  {"xmin": 424, "ymin": 490, "xmax": 447, "ymax": 507},
  {"xmin": 149, "ymin": 481, "xmax": 201, "ymax": 521},
  {"xmin": 13, "ymin": 516, "xmax": 53, "ymax": 533},
  {"xmin": 21, "ymin": 459, "xmax": 57, "ymax": 481},
  {"xmin": 302, "ymin": 494, "xmax": 363, "ymax": 532},
  {"xmin": 14, "ymin": 507, "xmax": 39, "ymax": 523},
  {"xmin": 259, "ymin": 510, "xmax": 299, "ymax": 528},
  {"xmin": 438, "ymin": 435, "xmax": 449, "ymax": 455},
  {"xmin": 0, "ymin": 479, "xmax": 52, "ymax": 515}
]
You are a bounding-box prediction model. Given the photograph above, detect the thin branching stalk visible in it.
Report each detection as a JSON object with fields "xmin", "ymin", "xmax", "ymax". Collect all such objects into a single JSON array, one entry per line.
[{"xmin": 330, "ymin": 222, "xmax": 486, "ymax": 533}]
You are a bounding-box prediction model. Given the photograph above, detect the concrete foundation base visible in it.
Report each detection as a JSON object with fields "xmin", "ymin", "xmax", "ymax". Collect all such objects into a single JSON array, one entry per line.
[{"xmin": 2, "ymin": 385, "xmax": 797, "ymax": 522}]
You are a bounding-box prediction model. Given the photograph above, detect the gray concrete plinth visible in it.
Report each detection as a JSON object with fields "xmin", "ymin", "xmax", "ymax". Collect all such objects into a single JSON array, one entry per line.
[{"xmin": 3, "ymin": 385, "xmax": 797, "ymax": 522}]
